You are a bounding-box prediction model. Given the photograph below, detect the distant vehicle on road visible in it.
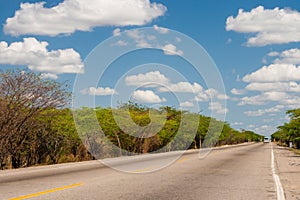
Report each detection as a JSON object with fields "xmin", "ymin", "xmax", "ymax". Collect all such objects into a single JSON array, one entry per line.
[{"xmin": 263, "ymin": 137, "xmax": 270, "ymax": 143}]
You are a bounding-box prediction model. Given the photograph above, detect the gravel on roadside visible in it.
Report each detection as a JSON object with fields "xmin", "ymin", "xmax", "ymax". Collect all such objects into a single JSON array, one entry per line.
[{"xmin": 273, "ymin": 143, "xmax": 300, "ymax": 200}]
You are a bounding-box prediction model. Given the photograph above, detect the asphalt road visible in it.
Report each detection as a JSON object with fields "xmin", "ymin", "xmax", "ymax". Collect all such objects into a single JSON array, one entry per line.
[{"xmin": 0, "ymin": 143, "xmax": 278, "ymax": 200}]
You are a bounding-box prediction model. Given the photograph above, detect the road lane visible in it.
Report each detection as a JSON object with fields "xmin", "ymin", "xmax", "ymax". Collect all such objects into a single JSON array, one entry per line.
[
  {"xmin": 1, "ymin": 143, "xmax": 277, "ymax": 200},
  {"xmin": 8, "ymin": 183, "xmax": 83, "ymax": 200}
]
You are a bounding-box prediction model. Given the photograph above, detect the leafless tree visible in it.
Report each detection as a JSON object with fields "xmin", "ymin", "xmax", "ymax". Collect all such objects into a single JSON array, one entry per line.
[{"xmin": 0, "ymin": 70, "xmax": 70, "ymax": 169}]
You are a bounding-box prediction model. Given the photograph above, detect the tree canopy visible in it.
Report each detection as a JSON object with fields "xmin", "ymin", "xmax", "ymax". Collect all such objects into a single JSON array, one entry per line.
[
  {"xmin": 272, "ymin": 109, "xmax": 300, "ymax": 149},
  {"xmin": 0, "ymin": 70, "xmax": 263, "ymax": 169}
]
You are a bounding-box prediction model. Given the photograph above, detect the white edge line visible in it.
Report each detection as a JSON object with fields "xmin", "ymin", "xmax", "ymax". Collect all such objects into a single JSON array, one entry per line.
[{"xmin": 271, "ymin": 144, "xmax": 285, "ymax": 200}]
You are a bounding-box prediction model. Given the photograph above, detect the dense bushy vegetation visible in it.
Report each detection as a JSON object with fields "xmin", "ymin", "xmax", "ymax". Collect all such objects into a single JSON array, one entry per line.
[
  {"xmin": 272, "ymin": 109, "xmax": 300, "ymax": 149},
  {"xmin": 0, "ymin": 70, "xmax": 92, "ymax": 169},
  {"xmin": 0, "ymin": 70, "xmax": 262, "ymax": 169}
]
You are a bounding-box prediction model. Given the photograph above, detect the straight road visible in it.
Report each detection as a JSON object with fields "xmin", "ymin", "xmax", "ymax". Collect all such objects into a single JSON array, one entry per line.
[{"xmin": 0, "ymin": 143, "xmax": 278, "ymax": 200}]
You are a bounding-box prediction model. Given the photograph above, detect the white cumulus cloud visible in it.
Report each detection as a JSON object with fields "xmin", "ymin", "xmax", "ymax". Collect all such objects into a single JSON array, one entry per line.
[
  {"xmin": 208, "ymin": 102, "xmax": 228, "ymax": 114},
  {"xmin": 253, "ymin": 125, "xmax": 276, "ymax": 135},
  {"xmin": 226, "ymin": 6, "xmax": 300, "ymax": 46},
  {"xmin": 281, "ymin": 96, "xmax": 300, "ymax": 109},
  {"xmin": 4, "ymin": 0, "xmax": 167, "ymax": 36},
  {"xmin": 0, "ymin": 37, "xmax": 84, "ymax": 76},
  {"xmin": 238, "ymin": 92, "xmax": 288, "ymax": 106},
  {"xmin": 243, "ymin": 64, "xmax": 300, "ymax": 83},
  {"xmin": 153, "ymin": 25, "xmax": 169, "ymax": 34},
  {"xmin": 111, "ymin": 40, "xmax": 128, "ymax": 47},
  {"xmin": 231, "ymin": 88, "xmax": 245, "ymax": 95},
  {"xmin": 81, "ymin": 87, "xmax": 117, "ymax": 96},
  {"xmin": 180, "ymin": 101, "xmax": 194, "ymax": 108},
  {"xmin": 232, "ymin": 122, "xmax": 244, "ymax": 126},
  {"xmin": 113, "ymin": 28, "xmax": 121, "ymax": 36},
  {"xmin": 246, "ymin": 82, "xmax": 300, "ymax": 92},
  {"xmin": 162, "ymin": 44, "xmax": 183, "ymax": 56},
  {"xmin": 244, "ymin": 105, "xmax": 284, "ymax": 117},
  {"xmin": 195, "ymin": 88, "xmax": 229, "ymax": 102},
  {"xmin": 40, "ymin": 73, "xmax": 59, "ymax": 80},
  {"xmin": 268, "ymin": 51, "xmax": 280, "ymax": 57},
  {"xmin": 126, "ymin": 29, "xmax": 152, "ymax": 48},
  {"xmin": 125, "ymin": 71, "xmax": 228, "ymax": 104},
  {"xmin": 132, "ymin": 90, "xmax": 166, "ymax": 103},
  {"xmin": 236, "ymin": 48, "xmax": 300, "ymax": 108},
  {"xmin": 158, "ymin": 82, "xmax": 203, "ymax": 93},
  {"xmin": 273, "ymin": 48, "xmax": 300, "ymax": 65},
  {"xmin": 125, "ymin": 71, "xmax": 169, "ymax": 87}
]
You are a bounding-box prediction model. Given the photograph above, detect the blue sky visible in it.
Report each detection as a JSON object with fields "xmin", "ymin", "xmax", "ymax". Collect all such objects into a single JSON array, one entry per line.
[{"xmin": 1, "ymin": 0, "xmax": 300, "ymax": 136}]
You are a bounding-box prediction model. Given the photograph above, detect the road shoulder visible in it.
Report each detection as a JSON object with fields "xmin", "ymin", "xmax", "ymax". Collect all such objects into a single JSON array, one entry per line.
[{"xmin": 273, "ymin": 143, "xmax": 300, "ymax": 200}]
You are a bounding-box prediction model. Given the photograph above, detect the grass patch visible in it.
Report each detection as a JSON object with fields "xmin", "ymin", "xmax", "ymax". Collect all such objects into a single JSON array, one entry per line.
[{"xmin": 290, "ymin": 148, "xmax": 300, "ymax": 156}]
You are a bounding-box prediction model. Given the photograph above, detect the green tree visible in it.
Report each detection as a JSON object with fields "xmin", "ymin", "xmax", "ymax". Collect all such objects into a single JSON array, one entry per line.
[{"xmin": 272, "ymin": 109, "xmax": 300, "ymax": 148}]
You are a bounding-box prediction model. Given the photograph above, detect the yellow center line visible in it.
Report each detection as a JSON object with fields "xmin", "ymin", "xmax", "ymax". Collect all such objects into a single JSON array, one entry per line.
[
  {"xmin": 9, "ymin": 182, "xmax": 84, "ymax": 200},
  {"xmin": 177, "ymin": 157, "xmax": 189, "ymax": 163},
  {"xmin": 133, "ymin": 166, "xmax": 158, "ymax": 173}
]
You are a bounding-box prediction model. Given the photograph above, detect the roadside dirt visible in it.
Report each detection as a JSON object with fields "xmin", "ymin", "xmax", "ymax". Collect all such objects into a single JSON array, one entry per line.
[{"xmin": 274, "ymin": 143, "xmax": 300, "ymax": 200}]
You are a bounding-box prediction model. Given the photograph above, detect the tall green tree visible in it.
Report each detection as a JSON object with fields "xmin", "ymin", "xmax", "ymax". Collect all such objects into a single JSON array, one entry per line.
[{"xmin": 272, "ymin": 109, "xmax": 300, "ymax": 148}]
